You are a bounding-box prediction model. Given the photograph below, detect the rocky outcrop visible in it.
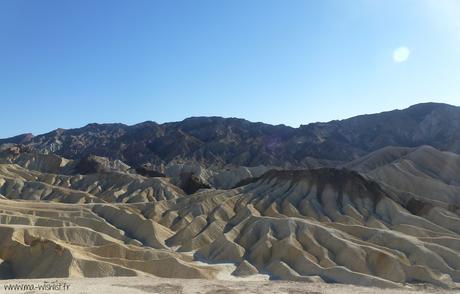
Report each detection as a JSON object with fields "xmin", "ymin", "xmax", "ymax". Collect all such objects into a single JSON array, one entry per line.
[
  {"xmin": 135, "ymin": 164, "xmax": 166, "ymax": 178},
  {"xmin": 178, "ymin": 172, "xmax": 211, "ymax": 194}
]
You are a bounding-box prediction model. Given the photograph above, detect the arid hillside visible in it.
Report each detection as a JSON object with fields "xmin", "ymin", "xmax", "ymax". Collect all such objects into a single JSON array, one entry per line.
[{"xmin": 0, "ymin": 150, "xmax": 459, "ymax": 289}]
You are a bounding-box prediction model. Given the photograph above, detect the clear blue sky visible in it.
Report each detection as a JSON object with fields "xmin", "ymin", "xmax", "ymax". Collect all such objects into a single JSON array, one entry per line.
[{"xmin": 1, "ymin": 0, "xmax": 459, "ymax": 138}]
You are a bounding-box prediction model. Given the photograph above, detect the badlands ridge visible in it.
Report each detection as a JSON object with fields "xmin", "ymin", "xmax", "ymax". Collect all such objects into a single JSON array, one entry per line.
[{"xmin": 0, "ymin": 145, "xmax": 459, "ymax": 290}]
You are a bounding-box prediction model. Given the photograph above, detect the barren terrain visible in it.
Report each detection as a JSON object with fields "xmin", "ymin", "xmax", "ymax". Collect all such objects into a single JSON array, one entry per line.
[{"xmin": 1, "ymin": 104, "xmax": 460, "ymax": 292}]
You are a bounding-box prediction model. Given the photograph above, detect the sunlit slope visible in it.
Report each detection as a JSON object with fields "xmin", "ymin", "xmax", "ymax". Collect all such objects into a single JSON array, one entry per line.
[
  {"xmin": 347, "ymin": 145, "xmax": 460, "ymax": 213},
  {"xmin": 0, "ymin": 163, "xmax": 184, "ymax": 203},
  {"xmin": 0, "ymin": 199, "xmax": 223, "ymax": 279},
  {"xmin": 0, "ymin": 166, "xmax": 459, "ymax": 288}
]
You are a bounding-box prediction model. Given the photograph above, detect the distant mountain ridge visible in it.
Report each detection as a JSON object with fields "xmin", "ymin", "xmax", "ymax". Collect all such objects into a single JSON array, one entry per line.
[
  {"xmin": 1, "ymin": 102, "xmax": 460, "ymax": 287},
  {"xmin": 1, "ymin": 102, "xmax": 459, "ymax": 167}
]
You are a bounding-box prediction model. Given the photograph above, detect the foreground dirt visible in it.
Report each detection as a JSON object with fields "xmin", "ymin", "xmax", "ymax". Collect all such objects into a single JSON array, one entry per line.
[{"xmin": 0, "ymin": 277, "xmax": 458, "ymax": 294}]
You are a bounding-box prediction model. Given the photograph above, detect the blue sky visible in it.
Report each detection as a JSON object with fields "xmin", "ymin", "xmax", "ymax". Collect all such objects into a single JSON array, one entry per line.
[{"xmin": 1, "ymin": 0, "xmax": 459, "ymax": 138}]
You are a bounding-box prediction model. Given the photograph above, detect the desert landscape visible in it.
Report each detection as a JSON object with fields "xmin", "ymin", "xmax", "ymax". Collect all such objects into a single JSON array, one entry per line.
[
  {"xmin": 0, "ymin": 103, "xmax": 459, "ymax": 293},
  {"xmin": 2, "ymin": 0, "xmax": 460, "ymax": 292}
]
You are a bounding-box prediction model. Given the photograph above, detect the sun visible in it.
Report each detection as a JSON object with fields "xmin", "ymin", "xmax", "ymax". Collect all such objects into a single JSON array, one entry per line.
[{"xmin": 393, "ymin": 46, "xmax": 411, "ymax": 63}]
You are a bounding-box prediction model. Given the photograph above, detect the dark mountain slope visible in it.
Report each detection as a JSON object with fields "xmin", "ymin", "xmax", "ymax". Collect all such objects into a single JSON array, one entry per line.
[
  {"xmin": 296, "ymin": 102, "xmax": 460, "ymax": 160},
  {"xmin": 2, "ymin": 103, "xmax": 459, "ymax": 166}
]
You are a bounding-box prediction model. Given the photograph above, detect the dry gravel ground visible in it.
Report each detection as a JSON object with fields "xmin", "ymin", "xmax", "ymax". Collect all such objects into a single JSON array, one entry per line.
[{"xmin": 0, "ymin": 277, "xmax": 458, "ymax": 294}]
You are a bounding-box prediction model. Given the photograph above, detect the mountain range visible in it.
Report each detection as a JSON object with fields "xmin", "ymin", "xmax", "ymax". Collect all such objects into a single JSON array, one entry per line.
[
  {"xmin": 0, "ymin": 102, "xmax": 459, "ymax": 290},
  {"xmin": 2, "ymin": 102, "xmax": 459, "ymax": 167}
]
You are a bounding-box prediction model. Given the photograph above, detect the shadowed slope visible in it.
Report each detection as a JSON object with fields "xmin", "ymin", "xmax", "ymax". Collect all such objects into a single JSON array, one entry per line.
[{"xmin": 2, "ymin": 103, "xmax": 459, "ymax": 165}]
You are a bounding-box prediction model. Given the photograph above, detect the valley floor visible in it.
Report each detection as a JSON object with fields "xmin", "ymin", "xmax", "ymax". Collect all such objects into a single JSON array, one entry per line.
[{"xmin": 0, "ymin": 277, "xmax": 457, "ymax": 294}]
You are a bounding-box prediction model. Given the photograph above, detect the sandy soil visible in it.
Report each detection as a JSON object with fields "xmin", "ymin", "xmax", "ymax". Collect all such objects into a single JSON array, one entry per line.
[{"xmin": 0, "ymin": 277, "xmax": 458, "ymax": 294}]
